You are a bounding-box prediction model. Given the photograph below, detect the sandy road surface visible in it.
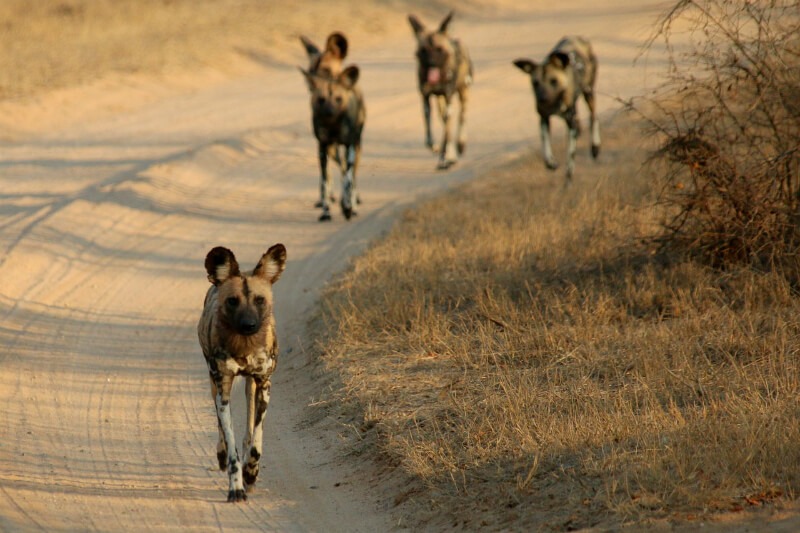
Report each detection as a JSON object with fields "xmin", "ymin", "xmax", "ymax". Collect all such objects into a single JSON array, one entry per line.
[{"xmin": 0, "ymin": 3, "xmax": 668, "ymax": 531}]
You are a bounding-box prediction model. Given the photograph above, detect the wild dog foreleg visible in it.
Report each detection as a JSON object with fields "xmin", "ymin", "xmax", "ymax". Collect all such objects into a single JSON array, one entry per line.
[
  {"xmin": 340, "ymin": 144, "xmax": 357, "ymax": 218},
  {"xmin": 212, "ymin": 372, "xmax": 246, "ymax": 502},
  {"xmin": 422, "ymin": 93, "xmax": 434, "ymax": 151},
  {"xmin": 317, "ymin": 142, "xmax": 332, "ymax": 221},
  {"xmin": 243, "ymin": 377, "xmax": 271, "ymax": 490},
  {"xmin": 436, "ymin": 95, "xmax": 456, "ymax": 169},
  {"xmin": 540, "ymin": 115, "xmax": 558, "ymax": 171},
  {"xmin": 565, "ymin": 110, "xmax": 579, "ymax": 180},
  {"xmin": 209, "ymin": 378, "xmax": 228, "ymax": 471}
]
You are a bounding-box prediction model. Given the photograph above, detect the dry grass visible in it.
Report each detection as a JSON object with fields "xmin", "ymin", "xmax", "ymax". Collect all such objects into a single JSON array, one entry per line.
[{"xmin": 315, "ymin": 116, "xmax": 800, "ymax": 530}]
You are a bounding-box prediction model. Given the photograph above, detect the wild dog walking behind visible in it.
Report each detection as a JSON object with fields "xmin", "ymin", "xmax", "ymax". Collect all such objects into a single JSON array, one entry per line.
[
  {"xmin": 300, "ymin": 64, "xmax": 365, "ymax": 221},
  {"xmin": 408, "ymin": 11, "xmax": 473, "ymax": 170},
  {"xmin": 197, "ymin": 244, "xmax": 287, "ymax": 502},
  {"xmin": 513, "ymin": 36, "xmax": 600, "ymax": 180}
]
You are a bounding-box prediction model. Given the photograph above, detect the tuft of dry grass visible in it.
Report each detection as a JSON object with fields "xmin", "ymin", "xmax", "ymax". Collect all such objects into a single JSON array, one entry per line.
[{"xmin": 315, "ymin": 116, "xmax": 800, "ymax": 530}]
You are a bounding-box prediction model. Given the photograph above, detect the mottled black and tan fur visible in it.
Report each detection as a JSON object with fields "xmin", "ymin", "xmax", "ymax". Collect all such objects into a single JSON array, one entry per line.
[
  {"xmin": 513, "ymin": 36, "xmax": 601, "ymax": 181},
  {"xmin": 197, "ymin": 244, "xmax": 286, "ymax": 502},
  {"xmin": 300, "ymin": 65, "xmax": 365, "ymax": 222},
  {"xmin": 408, "ymin": 10, "xmax": 473, "ymax": 170}
]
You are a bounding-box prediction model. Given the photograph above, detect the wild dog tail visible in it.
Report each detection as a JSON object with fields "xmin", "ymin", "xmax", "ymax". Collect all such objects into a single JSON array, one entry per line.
[{"xmin": 325, "ymin": 32, "xmax": 348, "ymax": 60}]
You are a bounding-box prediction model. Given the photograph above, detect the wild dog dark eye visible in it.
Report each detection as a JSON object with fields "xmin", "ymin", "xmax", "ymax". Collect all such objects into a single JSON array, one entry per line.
[
  {"xmin": 225, "ymin": 296, "xmax": 239, "ymax": 308},
  {"xmin": 254, "ymin": 296, "xmax": 266, "ymax": 306},
  {"xmin": 549, "ymin": 78, "xmax": 559, "ymax": 88}
]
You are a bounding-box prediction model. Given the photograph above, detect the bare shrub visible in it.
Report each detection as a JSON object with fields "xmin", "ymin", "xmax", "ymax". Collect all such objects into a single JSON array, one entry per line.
[{"xmin": 632, "ymin": 0, "xmax": 800, "ymax": 268}]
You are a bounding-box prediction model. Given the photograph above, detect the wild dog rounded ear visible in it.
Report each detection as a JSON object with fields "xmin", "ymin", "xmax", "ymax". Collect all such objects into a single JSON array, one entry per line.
[
  {"xmin": 513, "ymin": 59, "xmax": 537, "ymax": 74},
  {"xmin": 549, "ymin": 51, "xmax": 570, "ymax": 69},
  {"xmin": 340, "ymin": 66, "xmax": 360, "ymax": 88},
  {"xmin": 254, "ymin": 244, "xmax": 287, "ymax": 284},
  {"xmin": 300, "ymin": 35, "xmax": 321, "ymax": 60},
  {"xmin": 205, "ymin": 247, "xmax": 240, "ymax": 285},
  {"xmin": 438, "ymin": 11, "xmax": 454, "ymax": 34},
  {"xmin": 408, "ymin": 14, "xmax": 425, "ymax": 36},
  {"xmin": 326, "ymin": 32, "xmax": 348, "ymax": 59}
]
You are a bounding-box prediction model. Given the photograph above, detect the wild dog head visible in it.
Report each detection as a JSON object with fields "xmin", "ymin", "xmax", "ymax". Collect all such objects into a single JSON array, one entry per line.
[
  {"xmin": 408, "ymin": 11, "xmax": 458, "ymax": 90},
  {"xmin": 204, "ymin": 244, "xmax": 286, "ymax": 339},
  {"xmin": 513, "ymin": 52, "xmax": 576, "ymax": 116},
  {"xmin": 302, "ymin": 66, "xmax": 360, "ymax": 126},
  {"xmin": 300, "ymin": 32, "xmax": 348, "ymax": 88}
]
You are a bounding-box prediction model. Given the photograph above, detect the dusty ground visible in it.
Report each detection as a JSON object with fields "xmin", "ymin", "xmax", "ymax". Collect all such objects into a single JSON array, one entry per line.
[{"xmin": 0, "ymin": 1, "xmax": 757, "ymax": 531}]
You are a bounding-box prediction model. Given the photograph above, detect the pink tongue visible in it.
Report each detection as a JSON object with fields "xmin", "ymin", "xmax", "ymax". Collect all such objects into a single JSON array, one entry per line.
[{"xmin": 427, "ymin": 68, "xmax": 441, "ymax": 84}]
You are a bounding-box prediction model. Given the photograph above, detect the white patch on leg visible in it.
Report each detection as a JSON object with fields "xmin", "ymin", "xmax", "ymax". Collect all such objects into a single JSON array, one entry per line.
[
  {"xmin": 540, "ymin": 120, "xmax": 555, "ymax": 168},
  {"xmin": 592, "ymin": 119, "xmax": 601, "ymax": 147},
  {"xmin": 216, "ymin": 393, "xmax": 244, "ymax": 496},
  {"xmin": 566, "ymin": 127, "xmax": 578, "ymax": 178}
]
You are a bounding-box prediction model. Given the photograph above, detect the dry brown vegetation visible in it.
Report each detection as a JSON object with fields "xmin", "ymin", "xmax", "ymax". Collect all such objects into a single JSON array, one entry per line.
[
  {"xmin": 316, "ymin": 114, "xmax": 800, "ymax": 530},
  {"xmin": 314, "ymin": 2, "xmax": 800, "ymax": 529},
  {"xmin": 631, "ymin": 0, "xmax": 800, "ymax": 269}
]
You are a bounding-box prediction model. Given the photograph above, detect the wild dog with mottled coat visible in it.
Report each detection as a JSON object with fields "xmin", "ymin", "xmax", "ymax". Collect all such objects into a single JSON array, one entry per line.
[
  {"xmin": 197, "ymin": 244, "xmax": 286, "ymax": 502},
  {"xmin": 408, "ymin": 11, "xmax": 473, "ymax": 170},
  {"xmin": 300, "ymin": 65, "xmax": 365, "ymax": 221},
  {"xmin": 513, "ymin": 36, "xmax": 600, "ymax": 180}
]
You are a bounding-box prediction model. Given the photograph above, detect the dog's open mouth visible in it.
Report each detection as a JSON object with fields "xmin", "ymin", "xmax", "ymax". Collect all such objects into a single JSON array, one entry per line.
[{"xmin": 427, "ymin": 67, "xmax": 442, "ymax": 84}]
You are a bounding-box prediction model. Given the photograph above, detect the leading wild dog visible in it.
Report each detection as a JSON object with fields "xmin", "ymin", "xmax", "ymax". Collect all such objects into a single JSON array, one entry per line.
[
  {"xmin": 408, "ymin": 11, "xmax": 473, "ymax": 170},
  {"xmin": 513, "ymin": 37, "xmax": 600, "ymax": 180},
  {"xmin": 198, "ymin": 244, "xmax": 287, "ymax": 502},
  {"xmin": 300, "ymin": 65, "xmax": 365, "ymax": 221}
]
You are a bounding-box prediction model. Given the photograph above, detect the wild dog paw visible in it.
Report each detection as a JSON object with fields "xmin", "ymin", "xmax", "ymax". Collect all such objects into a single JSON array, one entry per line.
[
  {"xmin": 227, "ymin": 488, "xmax": 247, "ymax": 502},
  {"xmin": 436, "ymin": 159, "xmax": 456, "ymax": 171},
  {"xmin": 319, "ymin": 210, "xmax": 332, "ymax": 222},
  {"xmin": 545, "ymin": 159, "xmax": 559, "ymax": 171},
  {"xmin": 592, "ymin": 145, "xmax": 600, "ymax": 159},
  {"xmin": 243, "ymin": 463, "xmax": 259, "ymax": 489},
  {"xmin": 457, "ymin": 141, "xmax": 466, "ymax": 155}
]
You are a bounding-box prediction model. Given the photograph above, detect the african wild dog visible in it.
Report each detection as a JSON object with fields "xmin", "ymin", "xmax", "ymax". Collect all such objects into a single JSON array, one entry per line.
[
  {"xmin": 300, "ymin": 32, "xmax": 348, "ymax": 81},
  {"xmin": 197, "ymin": 244, "xmax": 286, "ymax": 502},
  {"xmin": 513, "ymin": 36, "xmax": 600, "ymax": 181},
  {"xmin": 299, "ymin": 32, "xmax": 350, "ymax": 210},
  {"xmin": 408, "ymin": 10, "xmax": 473, "ymax": 170},
  {"xmin": 300, "ymin": 65, "xmax": 365, "ymax": 221}
]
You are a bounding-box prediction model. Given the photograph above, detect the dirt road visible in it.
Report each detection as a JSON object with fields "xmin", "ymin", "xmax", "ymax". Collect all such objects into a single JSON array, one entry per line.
[{"xmin": 0, "ymin": 3, "xmax": 667, "ymax": 530}]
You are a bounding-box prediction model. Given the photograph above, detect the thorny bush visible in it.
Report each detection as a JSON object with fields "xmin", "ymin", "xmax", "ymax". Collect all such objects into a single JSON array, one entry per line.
[{"xmin": 632, "ymin": 0, "xmax": 800, "ymax": 270}]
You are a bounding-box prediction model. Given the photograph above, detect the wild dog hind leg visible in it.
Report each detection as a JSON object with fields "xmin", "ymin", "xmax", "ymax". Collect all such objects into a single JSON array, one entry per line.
[
  {"xmin": 585, "ymin": 90, "xmax": 601, "ymax": 159},
  {"xmin": 456, "ymin": 86, "xmax": 468, "ymax": 156}
]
